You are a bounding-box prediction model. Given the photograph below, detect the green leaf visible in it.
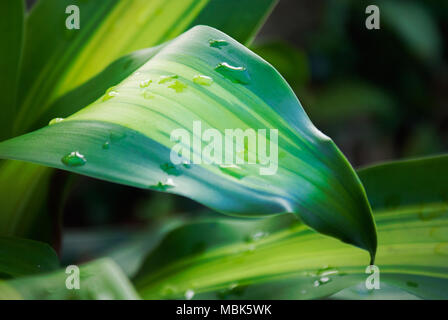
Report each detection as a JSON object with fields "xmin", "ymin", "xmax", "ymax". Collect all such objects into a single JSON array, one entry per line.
[
  {"xmin": 305, "ymin": 81, "xmax": 397, "ymax": 127},
  {"xmin": 1, "ymin": 0, "xmax": 277, "ymax": 244},
  {"xmin": 0, "ymin": 236, "xmax": 59, "ymax": 278},
  {"xmin": 0, "ymin": 26, "xmax": 377, "ymax": 260},
  {"xmin": 380, "ymin": 0, "xmax": 442, "ymax": 62},
  {"xmin": 14, "ymin": 0, "xmax": 277, "ymax": 134},
  {"xmin": 0, "ymin": 0, "xmax": 24, "ymax": 140},
  {"xmin": 358, "ymin": 154, "xmax": 448, "ymax": 212},
  {"xmin": 132, "ymin": 155, "xmax": 448, "ymax": 300},
  {"xmin": 0, "ymin": 258, "xmax": 139, "ymax": 300},
  {"xmin": 250, "ymin": 41, "xmax": 309, "ymax": 90},
  {"xmin": 0, "ymin": 162, "xmax": 55, "ymax": 242}
]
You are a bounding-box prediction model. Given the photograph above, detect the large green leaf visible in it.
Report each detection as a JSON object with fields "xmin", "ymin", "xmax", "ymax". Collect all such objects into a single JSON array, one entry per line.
[
  {"xmin": 0, "ymin": 0, "xmax": 277, "ymax": 244},
  {"xmin": 0, "ymin": 236, "xmax": 59, "ymax": 278},
  {"xmin": 0, "ymin": 26, "xmax": 377, "ymax": 260},
  {"xmin": 132, "ymin": 155, "xmax": 448, "ymax": 300},
  {"xmin": 0, "ymin": 258, "xmax": 139, "ymax": 300},
  {"xmin": 0, "ymin": 0, "xmax": 24, "ymax": 140},
  {"xmin": 13, "ymin": 0, "xmax": 277, "ymax": 135}
]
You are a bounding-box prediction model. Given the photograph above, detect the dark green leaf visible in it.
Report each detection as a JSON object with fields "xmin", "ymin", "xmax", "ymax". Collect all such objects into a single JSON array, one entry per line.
[
  {"xmin": 0, "ymin": 236, "xmax": 59, "ymax": 278},
  {"xmin": 0, "ymin": 0, "xmax": 24, "ymax": 140}
]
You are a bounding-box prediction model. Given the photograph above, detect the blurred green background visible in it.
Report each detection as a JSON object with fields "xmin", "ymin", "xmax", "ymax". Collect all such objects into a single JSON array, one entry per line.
[{"xmin": 25, "ymin": 0, "xmax": 447, "ymax": 265}]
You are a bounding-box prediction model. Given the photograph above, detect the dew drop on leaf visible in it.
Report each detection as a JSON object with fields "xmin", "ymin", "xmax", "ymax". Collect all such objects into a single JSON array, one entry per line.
[
  {"xmin": 102, "ymin": 141, "xmax": 110, "ymax": 150},
  {"xmin": 159, "ymin": 75, "xmax": 178, "ymax": 84},
  {"xmin": 160, "ymin": 163, "xmax": 182, "ymax": 176},
  {"xmin": 142, "ymin": 90, "xmax": 154, "ymax": 99},
  {"xmin": 139, "ymin": 79, "xmax": 152, "ymax": 88},
  {"xmin": 193, "ymin": 75, "xmax": 213, "ymax": 86},
  {"xmin": 215, "ymin": 62, "xmax": 250, "ymax": 84},
  {"xmin": 182, "ymin": 161, "xmax": 191, "ymax": 169},
  {"xmin": 102, "ymin": 87, "xmax": 119, "ymax": 101},
  {"xmin": 168, "ymin": 80, "xmax": 187, "ymax": 93},
  {"xmin": 316, "ymin": 266, "xmax": 339, "ymax": 277},
  {"xmin": 109, "ymin": 131, "xmax": 126, "ymax": 142},
  {"xmin": 216, "ymin": 283, "xmax": 246, "ymax": 299},
  {"xmin": 184, "ymin": 289, "xmax": 195, "ymax": 300},
  {"xmin": 150, "ymin": 178, "xmax": 176, "ymax": 191},
  {"xmin": 209, "ymin": 39, "xmax": 228, "ymax": 49},
  {"xmin": 48, "ymin": 118, "xmax": 64, "ymax": 125},
  {"xmin": 313, "ymin": 276, "xmax": 332, "ymax": 287},
  {"xmin": 61, "ymin": 151, "xmax": 86, "ymax": 167}
]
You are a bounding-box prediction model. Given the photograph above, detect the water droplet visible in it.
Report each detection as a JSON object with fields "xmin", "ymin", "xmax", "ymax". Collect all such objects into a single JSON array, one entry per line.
[
  {"xmin": 160, "ymin": 163, "xmax": 182, "ymax": 176},
  {"xmin": 316, "ymin": 266, "xmax": 339, "ymax": 277},
  {"xmin": 215, "ymin": 62, "xmax": 250, "ymax": 84},
  {"xmin": 109, "ymin": 131, "xmax": 126, "ymax": 142},
  {"xmin": 159, "ymin": 75, "xmax": 178, "ymax": 84},
  {"xmin": 142, "ymin": 90, "xmax": 154, "ymax": 99},
  {"xmin": 245, "ymin": 231, "xmax": 268, "ymax": 243},
  {"xmin": 61, "ymin": 151, "xmax": 86, "ymax": 167},
  {"xmin": 193, "ymin": 75, "xmax": 213, "ymax": 86},
  {"xmin": 102, "ymin": 141, "xmax": 110, "ymax": 149},
  {"xmin": 313, "ymin": 276, "xmax": 332, "ymax": 287},
  {"xmin": 139, "ymin": 79, "xmax": 152, "ymax": 88},
  {"xmin": 185, "ymin": 289, "xmax": 195, "ymax": 300},
  {"xmin": 216, "ymin": 283, "xmax": 246, "ymax": 299},
  {"xmin": 49, "ymin": 118, "xmax": 64, "ymax": 125},
  {"xmin": 182, "ymin": 161, "xmax": 191, "ymax": 169},
  {"xmin": 209, "ymin": 39, "xmax": 228, "ymax": 49},
  {"xmin": 103, "ymin": 87, "xmax": 119, "ymax": 101},
  {"xmin": 168, "ymin": 80, "xmax": 187, "ymax": 93},
  {"xmin": 219, "ymin": 164, "xmax": 246, "ymax": 179},
  {"xmin": 150, "ymin": 178, "xmax": 176, "ymax": 191},
  {"xmin": 406, "ymin": 281, "xmax": 419, "ymax": 288}
]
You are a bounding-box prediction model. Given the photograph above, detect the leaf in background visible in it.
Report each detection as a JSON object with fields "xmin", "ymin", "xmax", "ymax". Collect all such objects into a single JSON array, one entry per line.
[
  {"xmin": 0, "ymin": 0, "xmax": 24, "ymax": 141},
  {"xmin": 305, "ymin": 81, "xmax": 397, "ymax": 127},
  {"xmin": 132, "ymin": 155, "xmax": 448, "ymax": 300},
  {"xmin": 0, "ymin": 26, "xmax": 377, "ymax": 260},
  {"xmin": 251, "ymin": 41, "xmax": 309, "ymax": 90},
  {"xmin": 0, "ymin": 162, "xmax": 54, "ymax": 242},
  {"xmin": 190, "ymin": 0, "xmax": 278, "ymax": 46},
  {"xmin": 358, "ymin": 154, "xmax": 448, "ymax": 212},
  {"xmin": 380, "ymin": 0, "xmax": 442, "ymax": 63},
  {"xmin": 0, "ymin": 258, "xmax": 139, "ymax": 300},
  {"xmin": 0, "ymin": 236, "xmax": 59, "ymax": 278},
  {"xmin": 14, "ymin": 0, "xmax": 278, "ymax": 135}
]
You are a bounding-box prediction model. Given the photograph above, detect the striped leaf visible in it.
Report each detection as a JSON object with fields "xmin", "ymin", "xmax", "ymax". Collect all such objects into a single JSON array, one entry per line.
[
  {"xmin": 14, "ymin": 0, "xmax": 277, "ymax": 134},
  {"xmin": 0, "ymin": 0, "xmax": 277, "ymax": 244},
  {"xmin": 0, "ymin": 26, "xmax": 377, "ymax": 260},
  {"xmin": 132, "ymin": 155, "xmax": 448, "ymax": 300}
]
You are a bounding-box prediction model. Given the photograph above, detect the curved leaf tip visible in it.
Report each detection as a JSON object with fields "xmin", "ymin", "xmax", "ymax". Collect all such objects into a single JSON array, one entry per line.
[{"xmin": 0, "ymin": 25, "xmax": 376, "ymax": 261}]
